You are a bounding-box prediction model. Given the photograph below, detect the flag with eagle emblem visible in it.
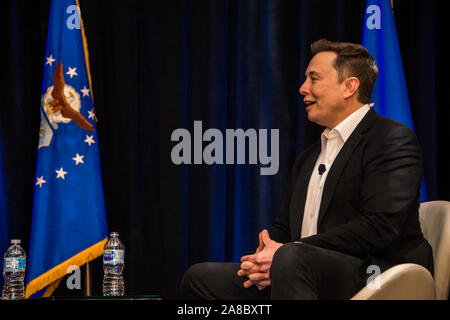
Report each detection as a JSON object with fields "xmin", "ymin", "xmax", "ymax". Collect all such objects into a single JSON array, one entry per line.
[{"xmin": 26, "ymin": 0, "xmax": 108, "ymax": 298}]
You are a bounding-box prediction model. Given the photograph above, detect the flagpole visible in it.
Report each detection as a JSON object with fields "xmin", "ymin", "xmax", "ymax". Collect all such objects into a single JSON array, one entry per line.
[{"xmin": 83, "ymin": 262, "xmax": 92, "ymax": 296}]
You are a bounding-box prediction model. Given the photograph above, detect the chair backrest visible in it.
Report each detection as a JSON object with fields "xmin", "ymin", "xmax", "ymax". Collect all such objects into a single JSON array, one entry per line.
[{"xmin": 419, "ymin": 201, "xmax": 450, "ymax": 300}]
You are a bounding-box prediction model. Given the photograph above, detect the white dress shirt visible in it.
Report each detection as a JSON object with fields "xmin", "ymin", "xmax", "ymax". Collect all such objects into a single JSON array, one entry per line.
[{"xmin": 300, "ymin": 104, "xmax": 372, "ymax": 238}]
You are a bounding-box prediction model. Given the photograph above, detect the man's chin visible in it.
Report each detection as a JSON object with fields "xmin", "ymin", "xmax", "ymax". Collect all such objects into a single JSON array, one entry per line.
[
  {"xmin": 306, "ymin": 109, "xmax": 316, "ymax": 122},
  {"xmin": 306, "ymin": 111, "xmax": 325, "ymax": 127}
]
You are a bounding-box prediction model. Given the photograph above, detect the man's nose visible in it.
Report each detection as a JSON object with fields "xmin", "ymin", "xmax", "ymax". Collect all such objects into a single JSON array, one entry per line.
[{"xmin": 299, "ymin": 80, "xmax": 309, "ymax": 96}]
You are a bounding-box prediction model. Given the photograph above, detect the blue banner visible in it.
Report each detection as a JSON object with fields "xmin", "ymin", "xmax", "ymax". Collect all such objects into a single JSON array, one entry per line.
[
  {"xmin": 362, "ymin": 0, "xmax": 428, "ymax": 202},
  {"xmin": 25, "ymin": 0, "xmax": 108, "ymax": 298}
]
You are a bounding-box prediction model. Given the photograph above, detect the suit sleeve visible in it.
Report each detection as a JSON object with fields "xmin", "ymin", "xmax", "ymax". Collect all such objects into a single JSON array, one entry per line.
[
  {"xmin": 269, "ymin": 189, "xmax": 293, "ymax": 244},
  {"xmin": 269, "ymin": 152, "xmax": 304, "ymax": 244},
  {"xmin": 299, "ymin": 124, "xmax": 423, "ymax": 258}
]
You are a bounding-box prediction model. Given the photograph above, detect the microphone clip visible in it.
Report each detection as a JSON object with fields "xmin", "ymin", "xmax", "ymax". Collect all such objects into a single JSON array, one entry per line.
[{"xmin": 318, "ymin": 164, "xmax": 326, "ymax": 175}]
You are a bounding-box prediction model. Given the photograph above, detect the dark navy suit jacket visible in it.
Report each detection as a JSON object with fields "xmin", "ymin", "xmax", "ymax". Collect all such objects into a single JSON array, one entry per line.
[{"xmin": 270, "ymin": 108, "xmax": 434, "ymax": 275}]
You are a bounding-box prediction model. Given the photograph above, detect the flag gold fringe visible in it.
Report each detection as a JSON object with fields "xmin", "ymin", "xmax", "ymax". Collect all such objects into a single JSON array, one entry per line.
[
  {"xmin": 43, "ymin": 278, "xmax": 62, "ymax": 297},
  {"xmin": 25, "ymin": 238, "xmax": 107, "ymax": 299},
  {"xmin": 76, "ymin": 0, "xmax": 94, "ymax": 102}
]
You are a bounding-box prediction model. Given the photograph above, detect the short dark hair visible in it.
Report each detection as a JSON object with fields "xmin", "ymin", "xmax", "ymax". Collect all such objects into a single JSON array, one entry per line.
[{"xmin": 310, "ymin": 39, "xmax": 378, "ymax": 104}]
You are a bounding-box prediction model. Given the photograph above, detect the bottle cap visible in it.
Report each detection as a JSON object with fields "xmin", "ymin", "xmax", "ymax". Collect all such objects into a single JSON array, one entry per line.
[
  {"xmin": 109, "ymin": 232, "xmax": 119, "ymax": 237},
  {"xmin": 11, "ymin": 239, "xmax": 21, "ymax": 244}
]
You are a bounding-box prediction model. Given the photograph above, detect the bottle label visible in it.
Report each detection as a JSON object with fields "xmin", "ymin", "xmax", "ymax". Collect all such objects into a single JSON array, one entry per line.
[
  {"xmin": 3, "ymin": 258, "xmax": 26, "ymax": 271},
  {"xmin": 103, "ymin": 249, "xmax": 124, "ymax": 265}
]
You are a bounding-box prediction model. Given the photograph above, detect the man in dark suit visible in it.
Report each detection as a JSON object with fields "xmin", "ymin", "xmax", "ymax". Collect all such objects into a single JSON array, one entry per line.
[{"xmin": 181, "ymin": 39, "xmax": 433, "ymax": 300}]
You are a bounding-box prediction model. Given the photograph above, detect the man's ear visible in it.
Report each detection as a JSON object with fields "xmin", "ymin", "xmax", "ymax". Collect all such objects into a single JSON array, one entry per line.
[{"xmin": 343, "ymin": 77, "xmax": 360, "ymax": 99}]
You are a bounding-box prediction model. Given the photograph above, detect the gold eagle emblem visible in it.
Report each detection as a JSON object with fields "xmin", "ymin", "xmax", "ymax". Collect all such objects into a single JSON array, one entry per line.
[{"xmin": 47, "ymin": 61, "xmax": 94, "ymax": 131}]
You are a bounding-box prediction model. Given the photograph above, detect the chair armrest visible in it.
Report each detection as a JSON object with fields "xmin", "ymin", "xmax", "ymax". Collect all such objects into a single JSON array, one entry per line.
[{"xmin": 351, "ymin": 263, "xmax": 435, "ymax": 300}]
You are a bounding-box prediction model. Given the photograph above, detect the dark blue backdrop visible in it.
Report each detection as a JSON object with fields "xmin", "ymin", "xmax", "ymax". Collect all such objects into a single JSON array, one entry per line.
[
  {"xmin": 0, "ymin": 132, "xmax": 6, "ymax": 291},
  {"xmin": 0, "ymin": 0, "xmax": 448, "ymax": 299}
]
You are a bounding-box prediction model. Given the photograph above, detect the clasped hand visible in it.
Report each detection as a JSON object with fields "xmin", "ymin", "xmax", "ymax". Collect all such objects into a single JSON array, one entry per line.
[{"xmin": 237, "ymin": 229, "xmax": 283, "ymax": 290}]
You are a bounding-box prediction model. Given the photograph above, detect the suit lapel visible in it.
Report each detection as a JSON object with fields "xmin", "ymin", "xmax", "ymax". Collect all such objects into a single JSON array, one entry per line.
[
  {"xmin": 316, "ymin": 108, "xmax": 379, "ymax": 229},
  {"xmin": 290, "ymin": 142, "xmax": 320, "ymax": 241}
]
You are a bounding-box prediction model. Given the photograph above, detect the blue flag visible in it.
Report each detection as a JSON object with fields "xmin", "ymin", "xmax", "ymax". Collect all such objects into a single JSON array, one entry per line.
[
  {"xmin": 362, "ymin": 0, "xmax": 428, "ymax": 202},
  {"xmin": 26, "ymin": 0, "xmax": 108, "ymax": 298}
]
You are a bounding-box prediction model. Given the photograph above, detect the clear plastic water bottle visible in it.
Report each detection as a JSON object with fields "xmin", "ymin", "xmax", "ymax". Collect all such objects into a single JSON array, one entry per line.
[
  {"xmin": 2, "ymin": 239, "xmax": 26, "ymax": 300},
  {"xmin": 103, "ymin": 232, "xmax": 125, "ymax": 296}
]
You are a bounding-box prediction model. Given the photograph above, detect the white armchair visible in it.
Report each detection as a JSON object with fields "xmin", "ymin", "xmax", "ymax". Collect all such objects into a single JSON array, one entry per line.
[{"xmin": 351, "ymin": 201, "xmax": 450, "ymax": 300}]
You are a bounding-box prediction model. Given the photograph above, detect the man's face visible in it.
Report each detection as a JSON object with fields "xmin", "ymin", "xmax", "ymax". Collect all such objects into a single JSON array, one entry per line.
[{"xmin": 299, "ymin": 51, "xmax": 347, "ymax": 128}]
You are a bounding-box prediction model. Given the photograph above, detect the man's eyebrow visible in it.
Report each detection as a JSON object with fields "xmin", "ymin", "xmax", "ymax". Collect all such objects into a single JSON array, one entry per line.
[{"xmin": 305, "ymin": 70, "xmax": 320, "ymax": 77}]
